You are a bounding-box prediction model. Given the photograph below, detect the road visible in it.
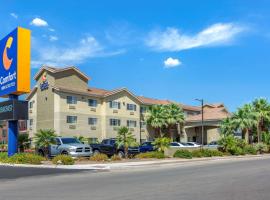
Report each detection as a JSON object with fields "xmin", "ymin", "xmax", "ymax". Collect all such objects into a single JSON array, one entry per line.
[{"xmin": 1, "ymin": 157, "xmax": 270, "ymax": 200}]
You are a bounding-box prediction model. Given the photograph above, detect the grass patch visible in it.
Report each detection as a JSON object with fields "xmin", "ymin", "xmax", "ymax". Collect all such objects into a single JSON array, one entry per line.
[
  {"xmin": 173, "ymin": 149, "xmax": 192, "ymax": 159},
  {"xmin": 0, "ymin": 153, "xmax": 45, "ymax": 165},
  {"xmin": 89, "ymin": 153, "xmax": 109, "ymax": 162},
  {"xmin": 135, "ymin": 151, "xmax": 165, "ymax": 159},
  {"xmin": 52, "ymin": 155, "xmax": 74, "ymax": 165}
]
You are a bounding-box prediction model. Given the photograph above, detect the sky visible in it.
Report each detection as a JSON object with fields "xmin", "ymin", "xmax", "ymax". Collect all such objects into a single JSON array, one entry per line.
[{"xmin": 1, "ymin": 0, "xmax": 270, "ymax": 111}]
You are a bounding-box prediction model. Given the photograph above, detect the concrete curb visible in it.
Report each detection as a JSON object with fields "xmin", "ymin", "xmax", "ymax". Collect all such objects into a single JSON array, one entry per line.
[{"xmin": 1, "ymin": 154, "xmax": 270, "ymax": 170}]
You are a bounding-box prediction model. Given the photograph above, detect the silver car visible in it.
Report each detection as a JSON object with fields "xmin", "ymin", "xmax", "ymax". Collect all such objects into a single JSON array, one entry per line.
[{"xmin": 49, "ymin": 137, "xmax": 92, "ymax": 157}]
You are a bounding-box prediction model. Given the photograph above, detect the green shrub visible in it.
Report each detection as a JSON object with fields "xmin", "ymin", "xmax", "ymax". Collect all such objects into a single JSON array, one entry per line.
[
  {"xmin": 52, "ymin": 155, "xmax": 74, "ymax": 165},
  {"xmin": 173, "ymin": 149, "xmax": 192, "ymax": 159},
  {"xmin": 191, "ymin": 150, "xmax": 203, "ymax": 158},
  {"xmin": 203, "ymin": 149, "xmax": 224, "ymax": 157},
  {"xmin": 243, "ymin": 145, "xmax": 257, "ymax": 155},
  {"xmin": 255, "ymin": 143, "xmax": 268, "ymax": 154},
  {"xmin": 0, "ymin": 152, "xmax": 8, "ymax": 162},
  {"xmin": 135, "ymin": 151, "xmax": 165, "ymax": 159},
  {"xmin": 153, "ymin": 137, "xmax": 171, "ymax": 153},
  {"xmin": 229, "ymin": 146, "xmax": 245, "ymax": 156},
  {"xmin": 3, "ymin": 153, "xmax": 45, "ymax": 164},
  {"xmin": 89, "ymin": 153, "xmax": 109, "ymax": 162},
  {"xmin": 111, "ymin": 155, "xmax": 122, "ymax": 161}
]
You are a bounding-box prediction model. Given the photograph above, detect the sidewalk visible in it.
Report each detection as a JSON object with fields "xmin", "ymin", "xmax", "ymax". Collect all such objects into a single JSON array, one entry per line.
[{"xmin": 1, "ymin": 154, "xmax": 270, "ymax": 170}]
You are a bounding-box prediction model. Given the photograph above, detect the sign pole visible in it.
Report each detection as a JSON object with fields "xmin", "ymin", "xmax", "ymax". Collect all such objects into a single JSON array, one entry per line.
[{"xmin": 7, "ymin": 94, "xmax": 19, "ymax": 157}]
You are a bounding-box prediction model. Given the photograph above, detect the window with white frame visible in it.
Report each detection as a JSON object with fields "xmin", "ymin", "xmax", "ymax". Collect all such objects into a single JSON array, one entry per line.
[
  {"xmin": 67, "ymin": 96, "xmax": 77, "ymax": 104},
  {"xmin": 110, "ymin": 119, "xmax": 121, "ymax": 126},
  {"xmin": 88, "ymin": 99, "xmax": 97, "ymax": 107},
  {"xmin": 127, "ymin": 103, "xmax": 136, "ymax": 111},
  {"xmin": 127, "ymin": 120, "xmax": 137, "ymax": 127},
  {"xmin": 67, "ymin": 116, "xmax": 77, "ymax": 123},
  {"xmin": 88, "ymin": 117, "xmax": 98, "ymax": 125},
  {"xmin": 109, "ymin": 101, "xmax": 121, "ymax": 109}
]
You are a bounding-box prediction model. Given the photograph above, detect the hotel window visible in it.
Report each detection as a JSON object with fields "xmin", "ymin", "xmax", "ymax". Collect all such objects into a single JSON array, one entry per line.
[
  {"xmin": 140, "ymin": 106, "xmax": 147, "ymax": 113},
  {"xmin": 67, "ymin": 96, "xmax": 77, "ymax": 104},
  {"xmin": 29, "ymin": 119, "xmax": 33, "ymax": 126},
  {"xmin": 88, "ymin": 118, "xmax": 97, "ymax": 125},
  {"xmin": 110, "ymin": 119, "xmax": 121, "ymax": 126},
  {"xmin": 67, "ymin": 116, "xmax": 77, "ymax": 123},
  {"xmin": 127, "ymin": 103, "xmax": 136, "ymax": 111},
  {"xmin": 29, "ymin": 101, "xmax": 34, "ymax": 109},
  {"xmin": 127, "ymin": 120, "xmax": 137, "ymax": 127},
  {"xmin": 88, "ymin": 99, "xmax": 97, "ymax": 107},
  {"xmin": 109, "ymin": 101, "xmax": 121, "ymax": 109}
]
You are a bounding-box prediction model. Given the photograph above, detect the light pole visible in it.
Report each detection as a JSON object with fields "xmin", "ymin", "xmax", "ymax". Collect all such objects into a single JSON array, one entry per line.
[{"xmin": 195, "ymin": 99, "xmax": 204, "ymax": 146}]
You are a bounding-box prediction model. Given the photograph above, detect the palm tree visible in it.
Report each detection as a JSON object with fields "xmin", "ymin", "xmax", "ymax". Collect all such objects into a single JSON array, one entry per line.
[
  {"xmin": 146, "ymin": 105, "xmax": 166, "ymax": 137},
  {"xmin": 232, "ymin": 104, "xmax": 257, "ymax": 143},
  {"xmin": 252, "ymin": 98, "xmax": 270, "ymax": 142},
  {"xmin": 34, "ymin": 129, "xmax": 57, "ymax": 157},
  {"xmin": 116, "ymin": 126, "xmax": 137, "ymax": 158},
  {"xmin": 220, "ymin": 117, "xmax": 235, "ymax": 136},
  {"xmin": 18, "ymin": 133, "xmax": 30, "ymax": 152},
  {"xmin": 163, "ymin": 103, "xmax": 185, "ymax": 140}
]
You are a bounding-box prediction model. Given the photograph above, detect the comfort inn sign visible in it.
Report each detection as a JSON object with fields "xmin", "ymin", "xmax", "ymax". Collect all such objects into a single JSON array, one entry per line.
[{"xmin": 0, "ymin": 27, "xmax": 30, "ymax": 97}]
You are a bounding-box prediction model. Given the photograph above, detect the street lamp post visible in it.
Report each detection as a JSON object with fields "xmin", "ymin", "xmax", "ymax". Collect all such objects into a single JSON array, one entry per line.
[{"xmin": 195, "ymin": 99, "xmax": 204, "ymax": 146}]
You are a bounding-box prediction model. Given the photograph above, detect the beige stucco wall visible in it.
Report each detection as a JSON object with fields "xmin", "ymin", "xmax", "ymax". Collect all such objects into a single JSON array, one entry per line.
[{"xmin": 28, "ymin": 91, "xmax": 37, "ymax": 138}]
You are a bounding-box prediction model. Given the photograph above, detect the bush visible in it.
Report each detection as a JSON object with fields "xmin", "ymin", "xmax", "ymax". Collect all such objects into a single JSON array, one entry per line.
[
  {"xmin": 173, "ymin": 149, "xmax": 192, "ymax": 159},
  {"xmin": 202, "ymin": 149, "xmax": 224, "ymax": 157},
  {"xmin": 191, "ymin": 150, "xmax": 203, "ymax": 158},
  {"xmin": 0, "ymin": 153, "xmax": 45, "ymax": 164},
  {"xmin": 111, "ymin": 155, "xmax": 122, "ymax": 161},
  {"xmin": 255, "ymin": 143, "xmax": 268, "ymax": 154},
  {"xmin": 52, "ymin": 155, "xmax": 74, "ymax": 165},
  {"xmin": 229, "ymin": 146, "xmax": 245, "ymax": 156},
  {"xmin": 89, "ymin": 153, "xmax": 109, "ymax": 162},
  {"xmin": 153, "ymin": 137, "xmax": 171, "ymax": 152},
  {"xmin": 135, "ymin": 151, "xmax": 165, "ymax": 159},
  {"xmin": 243, "ymin": 145, "xmax": 257, "ymax": 155}
]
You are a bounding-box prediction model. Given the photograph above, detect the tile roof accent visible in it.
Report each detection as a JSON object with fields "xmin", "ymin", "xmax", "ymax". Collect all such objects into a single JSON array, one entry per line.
[
  {"xmin": 186, "ymin": 105, "xmax": 230, "ymax": 122},
  {"xmin": 34, "ymin": 66, "xmax": 90, "ymax": 81},
  {"xmin": 137, "ymin": 96, "xmax": 172, "ymax": 105}
]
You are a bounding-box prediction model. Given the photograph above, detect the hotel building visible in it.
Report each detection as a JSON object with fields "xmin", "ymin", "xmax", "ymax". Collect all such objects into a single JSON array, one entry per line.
[{"xmin": 26, "ymin": 66, "xmax": 230, "ymax": 144}]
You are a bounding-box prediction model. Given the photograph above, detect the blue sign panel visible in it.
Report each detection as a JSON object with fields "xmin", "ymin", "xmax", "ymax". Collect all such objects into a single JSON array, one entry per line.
[{"xmin": 0, "ymin": 28, "xmax": 18, "ymax": 96}]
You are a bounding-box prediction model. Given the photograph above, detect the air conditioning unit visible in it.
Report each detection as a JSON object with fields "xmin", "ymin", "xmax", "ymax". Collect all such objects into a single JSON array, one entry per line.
[
  {"xmin": 129, "ymin": 128, "xmax": 135, "ymax": 131},
  {"xmin": 141, "ymin": 129, "xmax": 145, "ymax": 132},
  {"xmin": 113, "ymin": 110, "xmax": 118, "ymax": 113},
  {"xmin": 69, "ymin": 125, "xmax": 76, "ymax": 129},
  {"xmin": 69, "ymin": 105, "xmax": 76, "ymax": 109},
  {"xmin": 130, "ymin": 112, "xmax": 134, "ymax": 115},
  {"xmin": 113, "ymin": 127, "xmax": 119, "ymax": 131},
  {"xmin": 29, "ymin": 110, "xmax": 32, "ymax": 113},
  {"xmin": 90, "ymin": 108, "xmax": 96, "ymax": 112},
  {"xmin": 91, "ymin": 126, "xmax": 96, "ymax": 130},
  {"xmin": 29, "ymin": 127, "xmax": 32, "ymax": 130}
]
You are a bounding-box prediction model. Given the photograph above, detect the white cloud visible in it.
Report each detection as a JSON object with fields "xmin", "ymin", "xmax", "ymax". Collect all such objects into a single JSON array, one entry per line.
[
  {"xmin": 164, "ymin": 57, "xmax": 181, "ymax": 68},
  {"xmin": 32, "ymin": 36, "xmax": 125, "ymax": 67},
  {"xmin": 146, "ymin": 23, "xmax": 246, "ymax": 51},
  {"xmin": 49, "ymin": 36, "xmax": 58, "ymax": 41},
  {"xmin": 30, "ymin": 17, "xmax": 48, "ymax": 27},
  {"xmin": 10, "ymin": 13, "xmax": 18, "ymax": 19},
  {"xmin": 48, "ymin": 28, "xmax": 55, "ymax": 32}
]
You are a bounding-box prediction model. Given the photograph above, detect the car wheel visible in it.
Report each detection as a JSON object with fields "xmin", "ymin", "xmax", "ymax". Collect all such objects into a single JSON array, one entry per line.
[
  {"xmin": 118, "ymin": 151, "xmax": 125, "ymax": 158},
  {"xmin": 61, "ymin": 151, "xmax": 68, "ymax": 155},
  {"xmin": 93, "ymin": 150, "xmax": 100, "ymax": 155}
]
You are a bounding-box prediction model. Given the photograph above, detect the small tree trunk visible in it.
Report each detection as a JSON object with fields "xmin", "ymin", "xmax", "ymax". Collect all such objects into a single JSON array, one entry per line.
[{"xmin": 244, "ymin": 129, "xmax": 249, "ymax": 144}]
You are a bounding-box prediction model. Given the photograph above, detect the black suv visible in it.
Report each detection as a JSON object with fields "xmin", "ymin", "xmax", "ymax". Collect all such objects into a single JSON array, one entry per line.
[{"xmin": 90, "ymin": 138, "xmax": 139, "ymax": 157}]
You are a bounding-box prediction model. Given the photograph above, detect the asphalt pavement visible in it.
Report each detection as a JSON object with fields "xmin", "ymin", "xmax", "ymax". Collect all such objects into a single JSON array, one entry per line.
[{"xmin": 0, "ymin": 157, "xmax": 270, "ymax": 200}]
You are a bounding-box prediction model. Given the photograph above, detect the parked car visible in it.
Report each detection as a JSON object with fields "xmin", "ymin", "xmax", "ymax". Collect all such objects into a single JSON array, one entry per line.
[
  {"xmin": 90, "ymin": 138, "xmax": 140, "ymax": 158},
  {"xmin": 170, "ymin": 142, "xmax": 189, "ymax": 148},
  {"xmin": 204, "ymin": 141, "xmax": 219, "ymax": 149},
  {"xmin": 186, "ymin": 142, "xmax": 202, "ymax": 148},
  {"xmin": 37, "ymin": 137, "xmax": 92, "ymax": 157},
  {"xmin": 139, "ymin": 141, "xmax": 156, "ymax": 153}
]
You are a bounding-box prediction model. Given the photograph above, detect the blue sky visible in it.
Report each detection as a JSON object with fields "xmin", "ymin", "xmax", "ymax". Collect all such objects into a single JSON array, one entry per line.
[{"xmin": 1, "ymin": 0, "xmax": 270, "ymax": 111}]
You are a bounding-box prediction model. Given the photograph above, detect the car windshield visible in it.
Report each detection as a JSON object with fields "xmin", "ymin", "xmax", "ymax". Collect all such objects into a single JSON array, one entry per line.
[
  {"xmin": 181, "ymin": 143, "xmax": 189, "ymax": 146},
  {"xmin": 61, "ymin": 138, "xmax": 81, "ymax": 144},
  {"xmin": 187, "ymin": 143, "xmax": 195, "ymax": 146}
]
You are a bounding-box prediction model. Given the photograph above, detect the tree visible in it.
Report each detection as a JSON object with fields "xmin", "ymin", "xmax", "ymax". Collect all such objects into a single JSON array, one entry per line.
[
  {"xmin": 162, "ymin": 103, "xmax": 185, "ymax": 140},
  {"xmin": 74, "ymin": 136, "xmax": 85, "ymax": 143},
  {"xmin": 116, "ymin": 126, "xmax": 137, "ymax": 158},
  {"xmin": 153, "ymin": 137, "xmax": 171, "ymax": 153},
  {"xmin": 231, "ymin": 104, "xmax": 257, "ymax": 143},
  {"xmin": 34, "ymin": 129, "xmax": 57, "ymax": 157},
  {"xmin": 252, "ymin": 98, "xmax": 270, "ymax": 142},
  {"xmin": 146, "ymin": 105, "xmax": 166, "ymax": 137},
  {"xmin": 220, "ymin": 117, "xmax": 235, "ymax": 136},
  {"xmin": 18, "ymin": 133, "xmax": 30, "ymax": 152}
]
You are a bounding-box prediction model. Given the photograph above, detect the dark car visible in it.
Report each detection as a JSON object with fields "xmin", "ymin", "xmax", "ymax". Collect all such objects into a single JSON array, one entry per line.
[
  {"xmin": 139, "ymin": 141, "xmax": 155, "ymax": 153},
  {"xmin": 90, "ymin": 138, "xmax": 140, "ymax": 158}
]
